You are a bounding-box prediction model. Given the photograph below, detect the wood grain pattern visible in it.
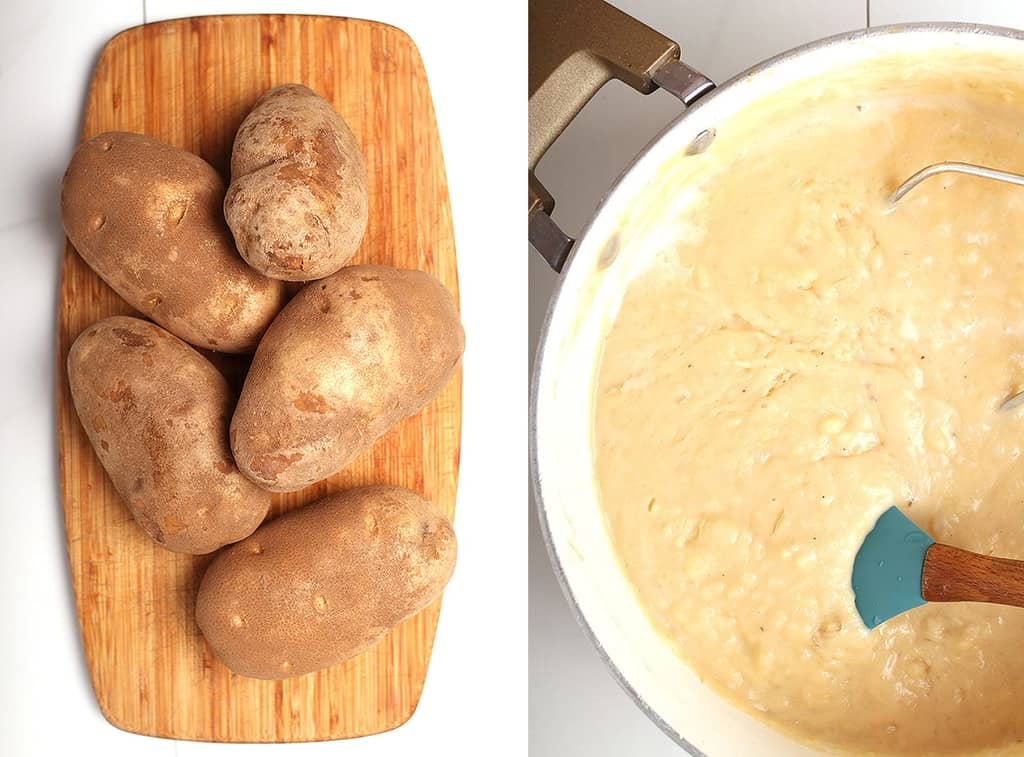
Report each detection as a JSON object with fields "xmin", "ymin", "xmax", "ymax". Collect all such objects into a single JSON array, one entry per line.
[
  {"xmin": 923, "ymin": 543, "xmax": 1024, "ymax": 607},
  {"xmin": 55, "ymin": 15, "xmax": 459, "ymax": 742}
]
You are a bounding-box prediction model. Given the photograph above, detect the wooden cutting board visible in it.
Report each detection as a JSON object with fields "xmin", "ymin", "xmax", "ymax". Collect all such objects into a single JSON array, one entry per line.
[{"xmin": 55, "ymin": 15, "xmax": 460, "ymax": 742}]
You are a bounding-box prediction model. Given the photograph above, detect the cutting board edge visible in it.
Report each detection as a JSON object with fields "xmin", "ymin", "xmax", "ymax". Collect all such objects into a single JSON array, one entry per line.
[
  {"xmin": 99, "ymin": 13, "xmax": 428, "ymax": 70},
  {"xmin": 91, "ymin": 694, "xmax": 422, "ymax": 744}
]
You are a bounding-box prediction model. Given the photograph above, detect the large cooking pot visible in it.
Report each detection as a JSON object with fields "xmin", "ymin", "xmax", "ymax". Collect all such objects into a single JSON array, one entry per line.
[{"xmin": 529, "ymin": 2, "xmax": 1024, "ymax": 754}]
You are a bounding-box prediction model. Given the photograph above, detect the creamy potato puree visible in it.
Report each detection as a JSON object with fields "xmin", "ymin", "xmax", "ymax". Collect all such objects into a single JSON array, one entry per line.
[{"xmin": 594, "ymin": 62, "xmax": 1024, "ymax": 755}]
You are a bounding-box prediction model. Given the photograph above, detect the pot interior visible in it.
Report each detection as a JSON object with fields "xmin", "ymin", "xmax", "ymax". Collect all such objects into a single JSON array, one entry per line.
[{"xmin": 534, "ymin": 24, "xmax": 1024, "ymax": 757}]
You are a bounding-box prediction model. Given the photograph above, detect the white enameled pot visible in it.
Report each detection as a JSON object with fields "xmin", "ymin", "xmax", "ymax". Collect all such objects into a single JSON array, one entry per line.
[{"xmin": 530, "ymin": 12, "xmax": 1024, "ymax": 755}]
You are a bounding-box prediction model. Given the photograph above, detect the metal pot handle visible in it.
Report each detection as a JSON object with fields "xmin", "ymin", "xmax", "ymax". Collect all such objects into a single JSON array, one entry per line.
[{"xmin": 529, "ymin": 0, "xmax": 714, "ymax": 271}]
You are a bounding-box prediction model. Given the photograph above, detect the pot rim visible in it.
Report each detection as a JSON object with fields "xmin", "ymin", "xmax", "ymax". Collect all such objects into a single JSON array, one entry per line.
[{"xmin": 530, "ymin": 20, "xmax": 1024, "ymax": 756}]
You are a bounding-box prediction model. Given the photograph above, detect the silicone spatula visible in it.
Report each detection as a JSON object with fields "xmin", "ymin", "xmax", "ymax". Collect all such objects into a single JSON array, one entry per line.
[{"xmin": 852, "ymin": 506, "xmax": 1024, "ymax": 629}]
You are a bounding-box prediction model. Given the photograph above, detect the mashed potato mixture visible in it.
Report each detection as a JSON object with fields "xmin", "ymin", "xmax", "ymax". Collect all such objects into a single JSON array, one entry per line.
[{"xmin": 594, "ymin": 56, "xmax": 1024, "ymax": 755}]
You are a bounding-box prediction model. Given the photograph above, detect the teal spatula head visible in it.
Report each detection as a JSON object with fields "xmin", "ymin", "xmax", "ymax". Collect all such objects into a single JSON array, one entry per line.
[{"xmin": 852, "ymin": 506, "xmax": 935, "ymax": 629}]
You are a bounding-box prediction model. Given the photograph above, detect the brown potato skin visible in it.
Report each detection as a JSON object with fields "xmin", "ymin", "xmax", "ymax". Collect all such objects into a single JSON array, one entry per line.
[
  {"xmin": 61, "ymin": 132, "xmax": 286, "ymax": 353},
  {"xmin": 67, "ymin": 316, "xmax": 272, "ymax": 553},
  {"xmin": 224, "ymin": 84, "xmax": 369, "ymax": 281},
  {"xmin": 195, "ymin": 486, "xmax": 456, "ymax": 679},
  {"xmin": 231, "ymin": 264, "xmax": 464, "ymax": 492}
]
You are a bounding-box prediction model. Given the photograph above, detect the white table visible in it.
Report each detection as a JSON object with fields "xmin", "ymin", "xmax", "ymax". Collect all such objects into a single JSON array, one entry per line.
[
  {"xmin": 529, "ymin": 0, "xmax": 1024, "ymax": 754},
  {"xmin": 0, "ymin": 1, "xmax": 525, "ymax": 755}
]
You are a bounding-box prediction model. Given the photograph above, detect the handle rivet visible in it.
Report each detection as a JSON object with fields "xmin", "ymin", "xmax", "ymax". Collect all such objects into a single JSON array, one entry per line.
[
  {"xmin": 686, "ymin": 128, "xmax": 716, "ymax": 156},
  {"xmin": 597, "ymin": 234, "xmax": 620, "ymax": 270}
]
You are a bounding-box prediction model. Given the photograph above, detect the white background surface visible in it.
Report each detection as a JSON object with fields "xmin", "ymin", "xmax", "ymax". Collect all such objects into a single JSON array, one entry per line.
[
  {"xmin": 9, "ymin": 0, "xmax": 1024, "ymax": 754},
  {"xmin": 529, "ymin": 0, "xmax": 1024, "ymax": 755},
  {"xmin": 0, "ymin": 1, "xmax": 526, "ymax": 756}
]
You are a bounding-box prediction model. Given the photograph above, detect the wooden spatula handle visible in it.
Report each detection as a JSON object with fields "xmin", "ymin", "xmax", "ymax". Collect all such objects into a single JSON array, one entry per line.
[{"xmin": 922, "ymin": 543, "xmax": 1024, "ymax": 606}]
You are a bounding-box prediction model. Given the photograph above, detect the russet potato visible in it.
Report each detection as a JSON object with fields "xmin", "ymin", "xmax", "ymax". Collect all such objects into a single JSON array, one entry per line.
[
  {"xmin": 224, "ymin": 84, "xmax": 368, "ymax": 281},
  {"xmin": 195, "ymin": 486, "xmax": 456, "ymax": 679},
  {"xmin": 61, "ymin": 132, "xmax": 285, "ymax": 353},
  {"xmin": 67, "ymin": 316, "xmax": 271, "ymax": 553},
  {"xmin": 231, "ymin": 264, "xmax": 464, "ymax": 492}
]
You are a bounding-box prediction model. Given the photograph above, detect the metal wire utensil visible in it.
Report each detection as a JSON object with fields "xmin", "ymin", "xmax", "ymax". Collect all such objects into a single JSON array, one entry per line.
[
  {"xmin": 888, "ymin": 161, "xmax": 1024, "ymax": 206},
  {"xmin": 889, "ymin": 161, "xmax": 1024, "ymax": 412},
  {"xmin": 1000, "ymin": 391, "xmax": 1024, "ymax": 413}
]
